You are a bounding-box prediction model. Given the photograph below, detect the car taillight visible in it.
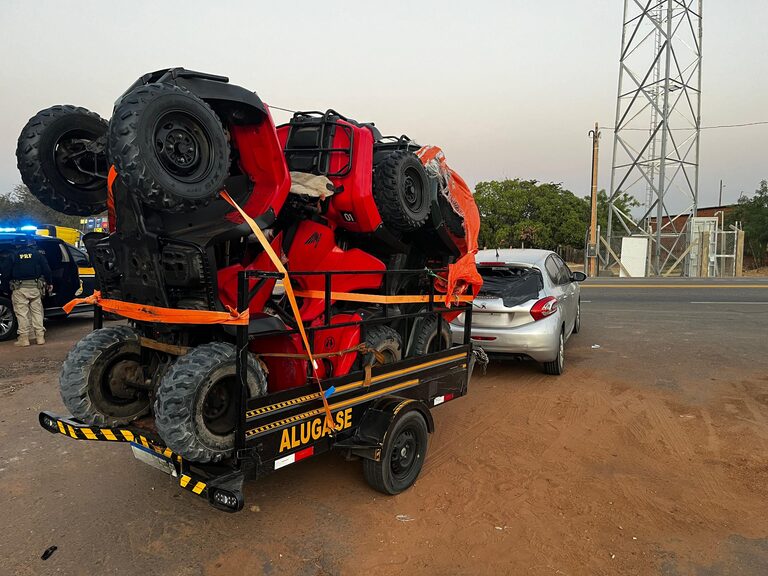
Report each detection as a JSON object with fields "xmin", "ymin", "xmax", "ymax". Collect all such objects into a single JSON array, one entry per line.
[{"xmin": 530, "ymin": 296, "xmax": 558, "ymax": 321}]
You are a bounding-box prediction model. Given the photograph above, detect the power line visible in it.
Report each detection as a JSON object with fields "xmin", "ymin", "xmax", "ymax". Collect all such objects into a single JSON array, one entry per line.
[{"xmin": 601, "ymin": 120, "xmax": 768, "ymax": 131}]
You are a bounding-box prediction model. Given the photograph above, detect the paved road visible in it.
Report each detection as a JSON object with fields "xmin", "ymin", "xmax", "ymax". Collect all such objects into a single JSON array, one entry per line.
[{"xmin": 581, "ymin": 276, "xmax": 768, "ymax": 305}]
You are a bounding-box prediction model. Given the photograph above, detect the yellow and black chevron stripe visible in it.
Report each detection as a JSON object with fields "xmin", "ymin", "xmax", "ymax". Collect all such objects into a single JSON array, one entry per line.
[
  {"xmin": 179, "ymin": 474, "xmax": 207, "ymax": 496},
  {"xmin": 47, "ymin": 417, "xmax": 176, "ymax": 460}
]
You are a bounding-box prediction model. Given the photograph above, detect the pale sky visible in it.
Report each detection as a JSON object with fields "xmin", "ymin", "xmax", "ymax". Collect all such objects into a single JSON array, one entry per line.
[{"xmin": 1, "ymin": 0, "xmax": 766, "ymax": 211}]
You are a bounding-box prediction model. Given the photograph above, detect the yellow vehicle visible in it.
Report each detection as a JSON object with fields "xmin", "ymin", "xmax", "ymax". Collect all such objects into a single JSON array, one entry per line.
[{"xmin": 36, "ymin": 225, "xmax": 81, "ymax": 247}]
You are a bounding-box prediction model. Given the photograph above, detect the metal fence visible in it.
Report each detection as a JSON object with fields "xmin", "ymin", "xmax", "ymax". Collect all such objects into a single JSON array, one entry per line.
[{"xmin": 593, "ymin": 225, "xmax": 743, "ymax": 278}]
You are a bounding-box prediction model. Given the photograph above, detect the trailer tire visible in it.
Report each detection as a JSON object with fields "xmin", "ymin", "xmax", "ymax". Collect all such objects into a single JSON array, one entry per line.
[
  {"xmin": 109, "ymin": 83, "xmax": 230, "ymax": 212},
  {"xmin": 363, "ymin": 410, "xmax": 429, "ymax": 495},
  {"xmin": 373, "ymin": 150, "xmax": 431, "ymax": 232},
  {"xmin": 412, "ymin": 315, "xmax": 452, "ymax": 356},
  {"xmin": 59, "ymin": 326, "xmax": 149, "ymax": 426},
  {"xmin": 16, "ymin": 105, "xmax": 109, "ymax": 216},
  {"xmin": 154, "ymin": 342, "xmax": 267, "ymax": 463},
  {"xmin": 363, "ymin": 325, "xmax": 402, "ymax": 366}
]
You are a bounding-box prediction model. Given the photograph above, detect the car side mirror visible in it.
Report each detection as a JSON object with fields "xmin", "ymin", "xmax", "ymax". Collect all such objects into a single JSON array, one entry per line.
[{"xmin": 570, "ymin": 272, "xmax": 587, "ymax": 282}]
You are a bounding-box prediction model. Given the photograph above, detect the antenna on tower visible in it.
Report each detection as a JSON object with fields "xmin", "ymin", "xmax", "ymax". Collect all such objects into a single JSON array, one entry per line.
[{"xmin": 606, "ymin": 0, "xmax": 703, "ymax": 276}]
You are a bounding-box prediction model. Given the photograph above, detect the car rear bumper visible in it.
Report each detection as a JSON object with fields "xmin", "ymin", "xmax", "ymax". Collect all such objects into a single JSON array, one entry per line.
[{"xmin": 451, "ymin": 313, "xmax": 561, "ymax": 363}]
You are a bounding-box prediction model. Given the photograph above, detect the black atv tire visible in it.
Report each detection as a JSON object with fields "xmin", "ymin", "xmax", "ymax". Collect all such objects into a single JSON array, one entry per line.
[
  {"xmin": 412, "ymin": 314, "xmax": 452, "ymax": 356},
  {"xmin": 154, "ymin": 342, "xmax": 267, "ymax": 463},
  {"xmin": 16, "ymin": 105, "xmax": 109, "ymax": 216},
  {"xmin": 363, "ymin": 325, "xmax": 403, "ymax": 366},
  {"xmin": 438, "ymin": 193, "xmax": 466, "ymax": 238},
  {"xmin": 109, "ymin": 82, "xmax": 230, "ymax": 212},
  {"xmin": 59, "ymin": 326, "xmax": 150, "ymax": 426},
  {"xmin": 373, "ymin": 150, "xmax": 431, "ymax": 232}
]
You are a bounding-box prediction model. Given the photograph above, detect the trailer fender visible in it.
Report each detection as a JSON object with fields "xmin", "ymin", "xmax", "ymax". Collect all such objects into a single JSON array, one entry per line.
[{"xmin": 338, "ymin": 397, "xmax": 433, "ymax": 462}]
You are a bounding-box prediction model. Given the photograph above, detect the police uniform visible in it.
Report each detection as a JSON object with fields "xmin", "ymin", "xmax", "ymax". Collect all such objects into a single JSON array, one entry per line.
[{"xmin": 8, "ymin": 240, "xmax": 52, "ymax": 346}]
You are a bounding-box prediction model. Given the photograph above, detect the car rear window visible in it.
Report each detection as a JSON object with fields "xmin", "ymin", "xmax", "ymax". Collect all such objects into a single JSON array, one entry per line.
[{"xmin": 477, "ymin": 265, "xmax": 543, "ymax": 307}]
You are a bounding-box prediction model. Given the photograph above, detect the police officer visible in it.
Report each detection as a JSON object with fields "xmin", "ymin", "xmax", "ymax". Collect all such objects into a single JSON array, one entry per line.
[{"xmin": 7, "ymin": 236, "xmax": 52, "ymax": 347}]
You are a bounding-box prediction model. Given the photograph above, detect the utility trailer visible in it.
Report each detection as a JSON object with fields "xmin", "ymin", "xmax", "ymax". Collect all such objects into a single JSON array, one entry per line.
[{"xmin": 39, "ymin": 268, "xmax": 480, "ymax": 512}]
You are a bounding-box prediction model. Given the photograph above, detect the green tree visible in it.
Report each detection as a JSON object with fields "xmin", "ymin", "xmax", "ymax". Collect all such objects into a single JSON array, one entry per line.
[
  {"xmin": 730, "ymin": 180, "xmax": 768, "ymax": 267},
  {"xmin": 474, "ymin": 179, "xmax": 589, "ymax": 249},
  {"xmin": 0, "ymin": 184, "xmax": 83, "ymax": 228},
  {"xmin": 595, "ymin": 189, "xmax": 640, "ymax": 237}
]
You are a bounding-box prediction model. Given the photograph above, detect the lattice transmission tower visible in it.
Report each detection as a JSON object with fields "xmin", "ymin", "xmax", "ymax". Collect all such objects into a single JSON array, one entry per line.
[{"xmin": 607, "ymin": 0, "xmax": 703, "ymax": 275}]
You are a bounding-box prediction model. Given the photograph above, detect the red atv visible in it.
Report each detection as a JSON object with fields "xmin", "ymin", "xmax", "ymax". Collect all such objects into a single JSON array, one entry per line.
[{"xmin": 17, "ymin": 68, "xmax": 477, "ymax": 463}]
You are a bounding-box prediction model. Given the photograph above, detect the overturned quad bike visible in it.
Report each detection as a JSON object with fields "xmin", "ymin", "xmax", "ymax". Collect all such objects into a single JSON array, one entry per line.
[{"xmin": 19, "ymin": 68, "xmax": 483, "ymax": 510}]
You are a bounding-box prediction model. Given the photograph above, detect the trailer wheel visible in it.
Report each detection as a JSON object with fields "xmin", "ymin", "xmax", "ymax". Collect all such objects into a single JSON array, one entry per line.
[
  {"xmin": 363, "ymin": 325, "xmax": 402, "ymax": 366},
  {"xmin": 109, "ymin": 83, "xmax": 230, "ymax": 212},
  {"xmin": 412, "ymin": 315, "xmax": 452, "ymax": 355},
  {"xmin": 154, "ymin": 342, "xmax": 267, "ymax": 463},
  {"xmin": 16, "ymin": 105, "xmax": 109, "ymax": 216},
  {"xmin": 363, "ymin": 410, "xmax": 429, "ymax": 495},
  {"xmin": 59, "ymin": 326, "xmax": 149, "ymax": 426},
  {"xmin": 373, "ymin": 150, "xmax": 431, "ymax": 232}
]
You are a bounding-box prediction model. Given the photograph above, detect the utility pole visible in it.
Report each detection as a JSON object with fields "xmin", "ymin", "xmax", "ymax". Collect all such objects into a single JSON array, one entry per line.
[
  {"xmin": 588, "ymin": 123, "xmax": 600, "ymax": 277},
  {"xmin": 719, "ymin": 179, "xmax": 723, "ymax": 206}
]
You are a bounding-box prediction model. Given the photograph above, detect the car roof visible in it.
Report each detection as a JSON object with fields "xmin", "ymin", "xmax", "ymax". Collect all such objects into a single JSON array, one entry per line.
[
  {"xmin": 475, "ymin": 248, "xmax": 555, "ymax": 267},
  {"xmin": 0, "ymin": 233, "xmax": 66, "ymax": 246}
]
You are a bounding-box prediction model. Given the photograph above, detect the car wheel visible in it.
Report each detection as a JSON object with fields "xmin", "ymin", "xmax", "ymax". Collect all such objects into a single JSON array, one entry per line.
[
  {"xmin": 0, "ymin": 299, "xmax": 18, "ymax": 342},
  {"xmin": 543, "ymin": 328, "xmax": 565, "ymax": 376},
  {"xmin": 573, "ymin": 299, "xmax": 581, "ymax": 334}
]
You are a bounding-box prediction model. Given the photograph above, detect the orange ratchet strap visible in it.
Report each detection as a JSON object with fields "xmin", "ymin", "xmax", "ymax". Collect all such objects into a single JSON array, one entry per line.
[
  {"xmin": 292, "ymin": 289, "xmax": 473, "ymax": 305},
  {"xmin": 220, "ymin": 191, "xmax": 337, "ymax": 431},
  {"xmin": 62, "ymin": 291, "xmax": 249, "ymax": 325}
]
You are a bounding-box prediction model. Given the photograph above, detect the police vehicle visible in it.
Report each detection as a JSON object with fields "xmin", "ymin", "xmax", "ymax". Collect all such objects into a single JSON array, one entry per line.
[{"xmin": 0, "ymin": 230, "xmax": 95, "ymax": 341}]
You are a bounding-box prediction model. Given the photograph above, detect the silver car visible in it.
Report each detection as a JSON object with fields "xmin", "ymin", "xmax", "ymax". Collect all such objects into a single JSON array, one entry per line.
[{"xmin": 451, "ymin": 249, "xmax": 585, "ymax": 375}]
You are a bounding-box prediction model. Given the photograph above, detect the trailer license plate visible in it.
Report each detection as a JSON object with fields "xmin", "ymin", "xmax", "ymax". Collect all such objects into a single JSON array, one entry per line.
[{"xmin": 130, "ymin": 442, "xmax": 176, "ymax": 477}]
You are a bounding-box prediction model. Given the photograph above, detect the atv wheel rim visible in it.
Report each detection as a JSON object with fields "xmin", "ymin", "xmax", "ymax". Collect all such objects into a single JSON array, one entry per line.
[
  {"xmin": 390, "ymin": 428, "xmax": 419, "ymax": 480},
  {"xmin": 153, "ymin": 110, "xmax": 214, "ymax": 183},
  {"xmin": 202, "ymin": 376, "xmax": 238, "ymax": 436},
  {"xmin": 53, "ymin": 129, "xmax": 108, "ymax": 190},
  {"xmin": 102, "ymin": 357, "xmax": 144, "ymax": 406},
  {"xmin": 0, "ymin": 305, "xmax": 13, "ymax": 337},
  {"xmin": 403, "ymin": 167, "xmax": 425, "ymax": 214}
]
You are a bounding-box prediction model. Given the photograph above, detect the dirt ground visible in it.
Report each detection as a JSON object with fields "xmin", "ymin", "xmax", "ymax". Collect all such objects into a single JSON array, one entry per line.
[{"xmin": 1, "ymin": 295, "xmax": 768, "ymax": 575}]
